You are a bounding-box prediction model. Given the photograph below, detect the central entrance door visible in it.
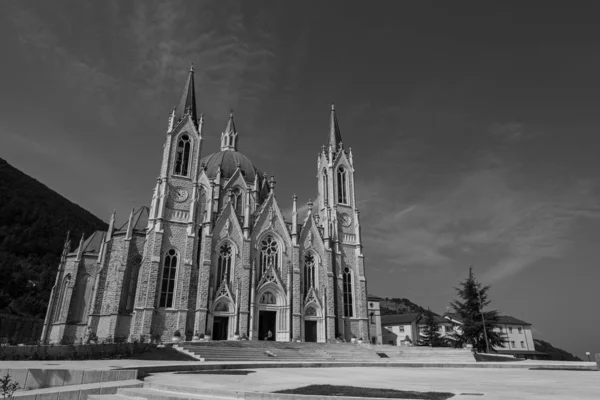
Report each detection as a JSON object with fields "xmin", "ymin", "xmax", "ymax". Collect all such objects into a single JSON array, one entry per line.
[
  {"xmin": 258, "ymin": 310, "xmax": 276, "ymax": 341},
  {"xmin": 213, "ymin": 316, "xmax": 229, "ymax": 341},
  {"xmin": 305, "ymin": 320, "xmax": 317, "ymax": 342}
]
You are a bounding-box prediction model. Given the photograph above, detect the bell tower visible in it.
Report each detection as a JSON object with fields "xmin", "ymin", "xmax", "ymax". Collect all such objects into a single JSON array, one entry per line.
[
  {"xmin": 316, "ymin": 104, "xmax": 368, "ymax": 341},
  {"xmin": 130, "ymin": 65, "xmax": 205, "ymax": 341}
]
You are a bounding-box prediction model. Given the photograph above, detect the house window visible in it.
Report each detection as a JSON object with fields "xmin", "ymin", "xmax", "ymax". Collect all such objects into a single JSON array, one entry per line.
[
  {"xmin": 337, "ymin": 166, "xmax": 348, "ymax": 204},
  {"xmin": 303, "ymin": 253, "xmax": 315, "ymax": 297},
  {"xmin": 520, "ymin": 341, "xmax": 525, "ymax": 348},
  {"xmin": 342, "ymin": 267, "xmax": 353, "ymax": 317},
  {"xmin": 398, "ymin": 326, "xmax": 405, "ymax": 333},
  {"xmin": 159, "ymin": 249, "xmax": 178, "ymax": 308},
  {"xmin": 518, "ymin": 327, "xmax": 522, "ymax": 334},
  {"xmin": 174, "ymin": 134, "xmax": 191, "ymax": 176},
  {"xmin": 511, "ymin": 341, "xmax": 515, "ymax": 347},
  {"xmin": 259, "ymin": 236, "xmax": 279, "ymax": 279},
  {"xmin": 217, "ymin": 243, "xmax": 232, "ymax": 284},
  {"xmin": 509, "ymin": 327, "xmax": 513, "ymax": 334}
]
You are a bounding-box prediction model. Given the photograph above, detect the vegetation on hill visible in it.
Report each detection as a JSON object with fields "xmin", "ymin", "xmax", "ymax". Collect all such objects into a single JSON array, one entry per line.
[
  {"xmin": 533, "ymin": 339, "xmax": 582, "ymax": 361},
  {"xmin": 379, "ymin": 297, "xmax": 426, "ymax": 315},
  {"xmin": 0, "ymin": 158, "xmax": 108, "ymax": 318}
]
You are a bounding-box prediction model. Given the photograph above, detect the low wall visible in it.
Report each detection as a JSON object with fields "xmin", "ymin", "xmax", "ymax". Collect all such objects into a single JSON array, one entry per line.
[
  {"xmin": 0, "ymin": 313, "xmax": 44, "ymax": 345},
  {"xmin": 0, "ymin": 342, "xmax": 154, "ymax": 360},
  {"xmin": 2, "ymin": 369, "xmax": 137, "ymax": 391}
]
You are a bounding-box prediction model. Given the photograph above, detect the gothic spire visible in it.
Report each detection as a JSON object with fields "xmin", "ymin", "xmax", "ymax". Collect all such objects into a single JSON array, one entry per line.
[
  {"xmin": 174, "ymin": 64, "xmax": 198, "ymax": 127},
  {"xmin": 220, "ymin": 110, "xmax": 238, "ymax": 151},
  {"xmin": 328, "ymin": 103, "xmax": 343, "ymax": 150}
]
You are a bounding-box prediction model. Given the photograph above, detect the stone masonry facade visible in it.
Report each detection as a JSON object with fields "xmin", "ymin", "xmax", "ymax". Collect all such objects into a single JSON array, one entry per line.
[{"xmin": 41, "ymin": 67, "xmax": 370, "ymax": 344}]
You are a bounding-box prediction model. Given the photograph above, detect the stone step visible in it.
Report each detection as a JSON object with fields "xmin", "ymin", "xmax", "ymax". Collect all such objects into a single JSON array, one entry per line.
[{"xmin": 119, "ymin": 387, "xmax": 235, "ymax": 400}]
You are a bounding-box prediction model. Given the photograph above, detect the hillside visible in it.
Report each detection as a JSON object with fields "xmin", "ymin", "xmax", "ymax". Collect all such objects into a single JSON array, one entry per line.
[
  {"xmin": 0, "ymin": 158, "xmax": 108, "ymax": 318},
  {"xmin": 379, "ymin": 297, "xmax": 427, "ymax": 315},
  {"xmin": 533, "ymin": 339, "xmax": 582, "ymax": 361}
]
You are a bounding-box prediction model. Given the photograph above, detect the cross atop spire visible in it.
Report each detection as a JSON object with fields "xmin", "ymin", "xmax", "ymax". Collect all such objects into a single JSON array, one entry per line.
[
  {"xmin": 328, "ymin": 103, "xmax": 343, "ymax": 150},
  {"xmin": 220, "ymin": 109, "xmax": 238, "ymax": 151},
  {"xmin": 174, "ymin": 64, "xmax": 198, "ymax": 127}
]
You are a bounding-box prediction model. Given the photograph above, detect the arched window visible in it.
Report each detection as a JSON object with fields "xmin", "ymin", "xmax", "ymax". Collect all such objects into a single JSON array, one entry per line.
[
  {"xmin": 260, "ymin": 292, "xmax": 276, "ymax": 304},
  {"xmin": 322, "ymin": 169, "xmax": 328, "ymax": 205},
  {"xmin": 303, "ymin": 253, "xmax": 316, "ymax": 298},
  {"xmin": 337, "ymin": 166, "xmax": 347, "ymax": 204},
  {"xmin": 217, "ymin": 243, "xmax": 232, "ymax": 284},
  {"xmin": 159, "ymin": 249, "xmax": 178, "ymax": 308},
  {"xmin": 259, "ymin": 236, "xmax": 279, "ymax": 279},
  {"xmin": 343, "ymin": 267, "xmax": 353, "ymax": 317},
  {"xmin": 233, "ymin": 187, "xmax": 243, "ymax": 216},
  {"xmin": 174, "ymin": 134, "xmax": 191, "ymax": 176},
  {"xmin": 124, "ymin": 256, "xmax": 141, "ymax": 313},
  {"xmin": 70, "ymin": 273, "xmax": 91, "ymax": 323},
  {"xmin": 54, "ymin": 274, "xmax": 71, "ymax": 322}
]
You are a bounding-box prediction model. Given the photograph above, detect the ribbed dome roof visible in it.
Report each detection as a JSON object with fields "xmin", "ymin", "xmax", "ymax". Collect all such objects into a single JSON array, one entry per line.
[{"xmin": 200, "ymin": 150, "xmax": 262, "ymax": 182}]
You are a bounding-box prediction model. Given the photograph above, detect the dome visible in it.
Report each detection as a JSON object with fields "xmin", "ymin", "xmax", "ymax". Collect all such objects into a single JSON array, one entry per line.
[{"xmin": 200, "ymin": 150, "xmax": 262, "ymax": 183}]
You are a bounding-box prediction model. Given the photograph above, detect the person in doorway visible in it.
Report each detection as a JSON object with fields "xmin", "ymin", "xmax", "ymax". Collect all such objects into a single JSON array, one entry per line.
[{"xmin": 266, "ymin": 329, "xmax": 273, "ymax": 341}]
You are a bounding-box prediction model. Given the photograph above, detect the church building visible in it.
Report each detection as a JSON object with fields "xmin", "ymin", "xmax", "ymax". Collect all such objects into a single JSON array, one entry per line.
[{"xmin": 41, "ymin": 66, "xmax": 370, "ymax": 344}]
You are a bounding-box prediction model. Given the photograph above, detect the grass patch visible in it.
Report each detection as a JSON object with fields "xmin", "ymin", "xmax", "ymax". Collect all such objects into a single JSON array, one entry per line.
[
  {"xmin": 275, "ymin": 385, "xmax": 454, "ymax": 399},
  {"xmin": 175, "ymin": 370, "xmax": 256, "ymax": 375}
]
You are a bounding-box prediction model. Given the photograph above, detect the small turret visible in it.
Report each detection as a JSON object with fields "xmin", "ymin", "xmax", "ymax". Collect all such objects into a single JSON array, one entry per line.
[
  {"xmin": 220, "ymin": 110, "xmax": 238, "ymax": 151},
  {"xmin": 269, "ymin": 175, "xmax": 276, "ymax": 193}
]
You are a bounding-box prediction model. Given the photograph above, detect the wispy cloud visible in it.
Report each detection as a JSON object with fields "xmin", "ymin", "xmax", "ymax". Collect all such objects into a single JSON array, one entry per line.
[{"xmin": 358, "ymin": 121, "xmax": 600, "ymax": 282}]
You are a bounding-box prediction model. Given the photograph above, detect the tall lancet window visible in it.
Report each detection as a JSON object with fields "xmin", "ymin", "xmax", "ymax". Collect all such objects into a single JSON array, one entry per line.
[
  {"xmin": 259, "ymin": 236, "xmax": 279, "ymax": 279},
  {"xmin": 159, "ymin": 249, "xmax": 178, "ymax": 308},
  {"xmin": 303, "ymin": 253, "xmax": 315, "ymax": 298},
  {"xmin": 323, "ymin": 169, "xmax": 328, "ymax": 205},
  {"xmin": 343, "ymin": 267, "xmax": 353, "ymax": 317},
  {"xmin": 233, "ymin": 188, "xmax": 243, "ymax": 216},
  {"xmin": 54, "ymin": 274, "xmax": 71, "ymax": 322},
  {"xmin": 174, "ymin": 134, "xmax": 191, "ymax": 176},
  {"xmin": 217, "ymin": 243, "xmax": 232, "ymax": 284},
  {"xmin": 337, "ymin": 166, "xmax": 348, "ymax": 204}
]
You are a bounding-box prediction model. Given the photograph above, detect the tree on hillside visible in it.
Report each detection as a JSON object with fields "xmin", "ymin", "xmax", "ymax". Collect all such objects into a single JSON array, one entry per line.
[
  {"xmin": 418, "ymin": 308, "xmax": 445, "ymax": 347},
  {"xmin": 448, "ymin": 267, "xmax": 505, "ymax": 353}
]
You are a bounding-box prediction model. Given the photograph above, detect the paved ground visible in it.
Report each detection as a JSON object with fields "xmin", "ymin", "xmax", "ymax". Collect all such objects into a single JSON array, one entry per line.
[
  {"xmin": 2, "ymin": 359, "xmax": 595, "ymax": 370},
  {"xmin": 146, "ymin": 367, "xmax": 600, "ymax": 400}
]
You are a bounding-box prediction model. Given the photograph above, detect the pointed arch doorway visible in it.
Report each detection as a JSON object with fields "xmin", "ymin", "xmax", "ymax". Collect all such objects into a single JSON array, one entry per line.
[
  {"xmin": 212, "ymin": 299, "xmax": 234, "ymax": 341},
  {"xmin": 255, "ymin": 286, "xmax": 289, "ymax": 341}
]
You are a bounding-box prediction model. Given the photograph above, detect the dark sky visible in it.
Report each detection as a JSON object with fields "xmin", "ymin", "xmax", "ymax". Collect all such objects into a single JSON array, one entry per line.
[{"xmin": 1, "ymin": 1, "xmax": 599, "ymax": 358}]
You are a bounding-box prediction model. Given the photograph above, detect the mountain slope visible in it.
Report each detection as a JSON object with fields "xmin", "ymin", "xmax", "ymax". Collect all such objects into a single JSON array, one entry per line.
[
  {"xmin": 379, "ymin": 297, "xmax": 427, "ymax": 315},
  {"xmin": 0, "ymin": 158, "xmax": 108, "ymax": 317}
]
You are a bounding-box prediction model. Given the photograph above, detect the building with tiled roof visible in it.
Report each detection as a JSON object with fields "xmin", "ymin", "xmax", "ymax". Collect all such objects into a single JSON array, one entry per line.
[
  {"xmin": 41, "ymin": 66, "xmax": 370, "ymax": 345},
  {"xmin": 444, "ymin": 312, "xmax": 542, "ymax": 359}
]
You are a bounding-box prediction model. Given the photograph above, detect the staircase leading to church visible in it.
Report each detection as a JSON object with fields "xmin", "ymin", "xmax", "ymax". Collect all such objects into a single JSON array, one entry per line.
[{"xmin": 174, "ymin": 340, "xmax": 475, "ymax": 362}]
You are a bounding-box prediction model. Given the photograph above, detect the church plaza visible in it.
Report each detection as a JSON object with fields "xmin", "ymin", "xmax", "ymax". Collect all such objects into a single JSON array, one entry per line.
[{"xmin": 4, "ymin": 359, "xmax": 598, "ymax": 400}]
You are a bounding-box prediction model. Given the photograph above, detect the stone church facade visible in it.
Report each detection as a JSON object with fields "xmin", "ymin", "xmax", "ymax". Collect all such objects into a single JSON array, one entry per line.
[{"xmin": 41, "ymin": 66, "xmax": 369, "ymax": 344}]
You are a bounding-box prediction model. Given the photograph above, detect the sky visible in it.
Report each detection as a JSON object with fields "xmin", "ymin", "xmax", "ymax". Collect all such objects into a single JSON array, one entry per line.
[{"xmin": 1, "ymin": 0, "xmax": 599, "ymax": 359}]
